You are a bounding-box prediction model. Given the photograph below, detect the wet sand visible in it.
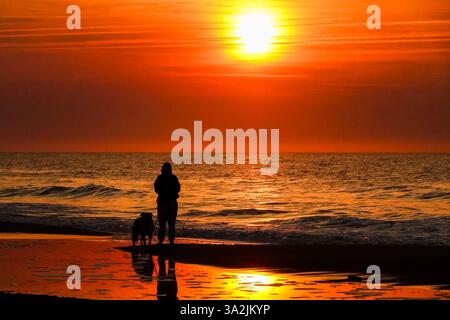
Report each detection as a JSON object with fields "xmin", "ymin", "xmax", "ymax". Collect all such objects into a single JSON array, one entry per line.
[
  {"xmin": 0, "ymin": 232, "xmax": 448, "ymax": 300},
  {"xmin": 120, "ymin": 243, "xmax": 450, "ymax": 287}
]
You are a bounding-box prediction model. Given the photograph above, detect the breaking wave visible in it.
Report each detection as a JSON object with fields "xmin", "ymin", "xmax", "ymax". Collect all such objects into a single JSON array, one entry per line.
[{"xmin": 0, "ymin": 184, "xmax": 145, "ymax": 199}]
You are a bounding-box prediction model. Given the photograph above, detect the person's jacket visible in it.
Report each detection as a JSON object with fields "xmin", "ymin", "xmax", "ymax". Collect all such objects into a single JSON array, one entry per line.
[{"xmin": 154, "ymin": 173, "xmax": 180, "ymax": 203}]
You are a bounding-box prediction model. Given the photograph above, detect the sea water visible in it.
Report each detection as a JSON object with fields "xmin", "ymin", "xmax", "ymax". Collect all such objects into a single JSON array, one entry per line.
[{"xmin": 0, "ymin": 153, "xmax": 448, "ymax": 245}]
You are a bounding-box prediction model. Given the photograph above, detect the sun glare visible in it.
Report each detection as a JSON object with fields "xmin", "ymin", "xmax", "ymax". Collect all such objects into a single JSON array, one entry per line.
[{"xmin": 235, "ymin": 12, "xmax": 276, "ymax": 54}]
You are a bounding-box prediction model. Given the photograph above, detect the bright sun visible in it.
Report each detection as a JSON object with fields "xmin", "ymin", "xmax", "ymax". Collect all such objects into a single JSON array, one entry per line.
[{"xmin": 235, "ymin": 12, "xmax": 276, "ymax": 54}]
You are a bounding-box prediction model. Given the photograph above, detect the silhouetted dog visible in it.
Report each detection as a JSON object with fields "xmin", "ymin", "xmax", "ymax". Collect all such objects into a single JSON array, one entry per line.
[{"xmin": 132, "ymin": 212, "xmax": 155, "ymax": 246}]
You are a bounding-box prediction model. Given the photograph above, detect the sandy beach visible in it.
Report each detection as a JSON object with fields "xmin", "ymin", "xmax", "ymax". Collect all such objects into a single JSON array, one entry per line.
[{"xmin": 0, "ymin": 222, "xmax": 448, "ymax": 300}]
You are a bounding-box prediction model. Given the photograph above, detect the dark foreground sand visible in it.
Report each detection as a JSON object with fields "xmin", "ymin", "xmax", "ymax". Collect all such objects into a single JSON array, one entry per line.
[
  {"xmin": 120, "ymin": 244, "xmax": 450, "ymax": 287},
  {"xmin": 0, "ymin": 221, "xmax": 449, "ymax": 299}
]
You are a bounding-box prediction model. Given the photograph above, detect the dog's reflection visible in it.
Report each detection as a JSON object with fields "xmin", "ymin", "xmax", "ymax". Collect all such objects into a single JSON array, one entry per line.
[
  {"xmin": 130, "ymin": 253, "xmax": 178, "ymax": 300},
  {"xmin": 131, "ymin": 252, "xmax": 155, "ymax": 282}
]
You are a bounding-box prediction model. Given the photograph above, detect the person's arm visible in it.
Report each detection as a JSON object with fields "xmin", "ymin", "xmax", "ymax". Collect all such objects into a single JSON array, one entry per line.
[{"xmin": 154, "ymin": 176, "xmax": 161, "ymax": 194}]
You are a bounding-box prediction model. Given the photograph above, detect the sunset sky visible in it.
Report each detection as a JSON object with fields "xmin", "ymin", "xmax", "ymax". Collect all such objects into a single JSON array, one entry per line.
[{"xmin": 0, "ymin": 0, "xmax": 449, "ymax": 152}]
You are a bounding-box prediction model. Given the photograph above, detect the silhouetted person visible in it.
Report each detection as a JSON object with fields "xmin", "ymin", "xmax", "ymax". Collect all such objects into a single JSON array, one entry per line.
[
  {"xmin": 157, "ymin": 256, "xmax": 178, "ymax": 300},
  {"xmin": 154, "ymin": 162, "xmax": 180, "ymax": 245},
  {"xmin": 131, "ymin": 252, "xmax": 155, "ymax": 282}
]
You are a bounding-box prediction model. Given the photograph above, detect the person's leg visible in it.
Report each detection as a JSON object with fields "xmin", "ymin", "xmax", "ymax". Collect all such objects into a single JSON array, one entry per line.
[
  {"xmin": 158, "ymin": 203, "xmax": 167, "ymax": 244},
  {"xmin": 158, "ymin": 217, "xmax": 166, "ymax": 244},
  {"xmin": 168, "ymin": 201, "xmax": 178, "ymax": 244}
]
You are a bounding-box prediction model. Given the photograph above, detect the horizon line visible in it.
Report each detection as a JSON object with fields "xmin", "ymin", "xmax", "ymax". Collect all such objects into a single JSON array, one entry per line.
[{"xmin": 0, "ymin": 151, "xmax": 449, "ymax": 154}]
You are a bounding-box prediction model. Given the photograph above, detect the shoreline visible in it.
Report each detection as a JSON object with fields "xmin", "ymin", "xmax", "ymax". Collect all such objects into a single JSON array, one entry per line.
[
  {"xmin": 1, "ymin": 221, "xmax": 449, "ymax": 296},
  {"xmin": 1, "ymin": 221, "xmax": 449, "ymax": 286},
  {"xmin": 0, "ymin": 221, "xmax": 112, "ymax": 236},
  {"xmin": 0, "ymin": 233, "xmax": 448, "ymax": 300}
]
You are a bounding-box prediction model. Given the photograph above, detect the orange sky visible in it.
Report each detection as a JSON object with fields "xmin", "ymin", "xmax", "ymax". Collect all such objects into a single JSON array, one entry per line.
[{"xmin": 0, "ymin": 0, "xmax": 449, "ymax": 152}]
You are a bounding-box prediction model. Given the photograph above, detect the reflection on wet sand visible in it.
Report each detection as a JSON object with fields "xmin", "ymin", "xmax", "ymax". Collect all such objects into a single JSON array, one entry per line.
[
  {"xmin": 131, "ymin": 253, "xmax": 178, "ymax": 300},
  {"xmin": 131, "ymin": 253, "xmax": 155, "ymax": 283},
  {"xmin": 157, "ymin": 257, "xmax": 178, "ymax": 301},
  {"xmin": 0, "ymin": 237, "xmax": 448, "ymax": 300}
]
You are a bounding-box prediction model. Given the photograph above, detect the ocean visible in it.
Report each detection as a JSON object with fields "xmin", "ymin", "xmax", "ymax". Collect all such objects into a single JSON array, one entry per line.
[{"xmin": 0, "ymin": 153, "xmax": 449, "ymax": 245}]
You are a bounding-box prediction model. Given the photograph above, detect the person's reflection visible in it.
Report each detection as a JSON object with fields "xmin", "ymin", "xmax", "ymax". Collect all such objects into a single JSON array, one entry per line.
[
  {"xmin": 157, "ymin": 256, "xmax": 178, "ymax": 300},
  {"xmin": 131, "ymin": 252, "xmax": 155, "ymax": 282}
]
